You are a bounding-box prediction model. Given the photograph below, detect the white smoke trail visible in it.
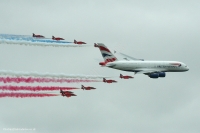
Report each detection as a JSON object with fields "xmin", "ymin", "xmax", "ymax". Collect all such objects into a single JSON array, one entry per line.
[
  {"xmin": 0, "ymin": 70, "xmax": 111, "ymax": 79},
  {"xmin": 0, "ymin": 40, "xmax": 89, "ymax": 47}
]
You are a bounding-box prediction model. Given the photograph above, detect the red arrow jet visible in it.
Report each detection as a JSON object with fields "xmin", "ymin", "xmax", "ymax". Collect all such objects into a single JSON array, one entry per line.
[
  {"xmin": 120, "ymin": 74, "xmax": 134, "ymax": 79},
  {"xmin": 74, "ymin": 39, "xmax": 86, "ymax": 44},
  {"xmin": 52, "ymin": 36, "xmax": 65, "ymax": 41},
  {"xmin": 60, "ymin": 89, "xmax": 76, "ymax": 98},
  {"xmin": 103, "ymin": 78, "xmax": 117, "ymax": 83},
  {"xmin": 81, "ymin": 85, "xmax": 96, "ymax": 90},
  {"xmin": 32, "ymin": 33, "xmax": 45, "ymax": 38},
  {"xmin": 94, "ymin": 43, "xmax": 99, "ymax": 47}
]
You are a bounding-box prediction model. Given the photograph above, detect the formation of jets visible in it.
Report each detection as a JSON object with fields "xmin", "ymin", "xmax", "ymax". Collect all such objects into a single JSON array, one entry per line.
[
  {"xmin": 59, "ymin": 42, "xmax": 189, "ymax": 98},
  {"xmin": 59, "ymin": 75, "xmax": 132, "ymax": 97},
  {"xmin": 31, "ymin": 34, "xmax": 189, "ymax": 98},
  {"xmin": 32, "ymin": 33, "xmax": 87, "ymax": 44},
  {"xmin": 60, "ymin": 73, "xmax": 135, "ymax": 97}
]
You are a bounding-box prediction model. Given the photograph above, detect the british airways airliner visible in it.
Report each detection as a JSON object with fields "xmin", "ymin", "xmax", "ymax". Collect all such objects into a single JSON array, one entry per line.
[{"xmin": 94, "ymin": 43, "xmax": 189, "ymax": 78}]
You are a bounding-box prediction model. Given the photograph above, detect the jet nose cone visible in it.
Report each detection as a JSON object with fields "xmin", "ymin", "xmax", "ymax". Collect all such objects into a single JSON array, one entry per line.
[{"xmin": 185, "ymin": 66, "xmax": 189, "ymax": 71}]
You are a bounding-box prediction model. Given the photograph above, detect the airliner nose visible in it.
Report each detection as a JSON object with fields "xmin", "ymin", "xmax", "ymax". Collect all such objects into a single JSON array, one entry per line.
[{"xmin": 186, "ymin": 66, "xmax": 189, "ymax": 71}]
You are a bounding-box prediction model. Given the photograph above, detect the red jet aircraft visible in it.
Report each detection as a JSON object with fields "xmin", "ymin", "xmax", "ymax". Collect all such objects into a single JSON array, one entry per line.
[
  {"xmin": 60, "ymin": 89, "xmax": 76, "ymax": 98},
  {"xmin": 120, "ymin": 74, "xmax": 134, "ymax": 79},
  {"xmin": 32, "ymin": 33, "xmax": 45, "ymax": 38},
  {"xmin": 52, "ymin": 36, "xmax": 64, "ymax": 41},
  {"xmin": 74, "ymin": 39, "xmax": 86, "ymax": 44},
  {"xmin": 103, "ymin": 78, "xmax": 117, "ymax": 83},
  {"xmin": 81, "ymin": 85, "xmax": 96, "ymax": 90},
  {"xmin": 94, "ymin": 43, "xmax": 99, "ymax": 47}
]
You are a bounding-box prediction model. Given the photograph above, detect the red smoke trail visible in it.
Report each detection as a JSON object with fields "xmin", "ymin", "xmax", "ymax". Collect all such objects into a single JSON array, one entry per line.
[
  {"xmin": 0, "ymin": 92, "xmax": 59, "ymax": 98},
  {"xmin": 0, "ymin": 85, "xmax": 79, "ymax": 91},
  {"xmin": 0, "ymin": 77, "xmax": 100, "ymax": 83}
]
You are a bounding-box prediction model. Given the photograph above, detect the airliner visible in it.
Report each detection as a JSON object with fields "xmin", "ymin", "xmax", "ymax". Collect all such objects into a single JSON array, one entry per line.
[{"xmin": 94, "ymin": 43, "xmax": 189, "ymax": 78}]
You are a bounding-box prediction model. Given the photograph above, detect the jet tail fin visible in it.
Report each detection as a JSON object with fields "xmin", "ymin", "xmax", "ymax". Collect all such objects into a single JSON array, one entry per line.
[
  {"xmin": 81, "ymin": 85, "xmax": 84, "ymax": 90},
  {"xmin": 95, "ymin": 43, "xmax": 118, "ymax": 63}
]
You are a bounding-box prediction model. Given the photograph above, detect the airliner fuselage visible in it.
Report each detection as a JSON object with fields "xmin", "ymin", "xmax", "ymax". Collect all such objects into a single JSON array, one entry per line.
[{"xmin": 106, "ymin": 60, "xmax": 189, "ymax": 73}]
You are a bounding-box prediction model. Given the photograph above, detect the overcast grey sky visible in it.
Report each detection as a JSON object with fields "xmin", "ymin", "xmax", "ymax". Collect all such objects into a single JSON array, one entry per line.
[{"xmin": 0, "ymin": 0, "xmax": 199, "ymax": 133}]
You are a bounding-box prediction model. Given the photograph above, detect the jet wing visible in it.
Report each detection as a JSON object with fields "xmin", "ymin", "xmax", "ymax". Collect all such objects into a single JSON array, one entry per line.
[
  {"xmin": 119, "ymin": 52, "xmax": 144, "ymax": 61},
  {"xmin": 135, "ymin": 69, "xmax": 166, "ymax": 74}
]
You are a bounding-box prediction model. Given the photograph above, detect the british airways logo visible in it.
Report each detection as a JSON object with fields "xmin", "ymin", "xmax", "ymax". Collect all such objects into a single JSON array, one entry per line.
[
  {"xmin": 157, "ymin": 65, "xmax": 180, "ymax": 68},
  {"xmin": 102, "ymin": 53, "xmax": 112, "ymax": 57}
]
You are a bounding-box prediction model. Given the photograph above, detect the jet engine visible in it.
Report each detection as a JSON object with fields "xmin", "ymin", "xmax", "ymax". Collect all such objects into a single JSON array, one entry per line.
[
  {"xmin": 158, "ymin": 72, "xmax": 166, "ymax": 77},
  {"xmin": 149, "ymin": 73, "xmax": 159, "ymax": 78}
]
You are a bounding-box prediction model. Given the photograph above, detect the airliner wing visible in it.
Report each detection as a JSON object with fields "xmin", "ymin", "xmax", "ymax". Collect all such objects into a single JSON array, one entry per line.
[
  {"xmin": 119, "ymin": 52, "xmax": 144, "ymax": 61},
  {"xmin": 135, "ymin": 69, "xmax": 166, "ymax": 74},
  {"xmin": 135, "ymin": 70, "xmax": 156, "ymax": 74}
]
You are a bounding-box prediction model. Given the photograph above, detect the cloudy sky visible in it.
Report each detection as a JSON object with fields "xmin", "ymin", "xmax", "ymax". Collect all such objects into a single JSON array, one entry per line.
[{"xmin": 0, "ymin": 0, "xmax": 199, "ymax": 133}]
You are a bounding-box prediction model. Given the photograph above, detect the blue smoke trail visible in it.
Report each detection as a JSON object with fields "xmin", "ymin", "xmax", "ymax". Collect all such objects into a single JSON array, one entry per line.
[{"xmin": 0, "ymin": 34, "xmax": 72, "ymax": 44}]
